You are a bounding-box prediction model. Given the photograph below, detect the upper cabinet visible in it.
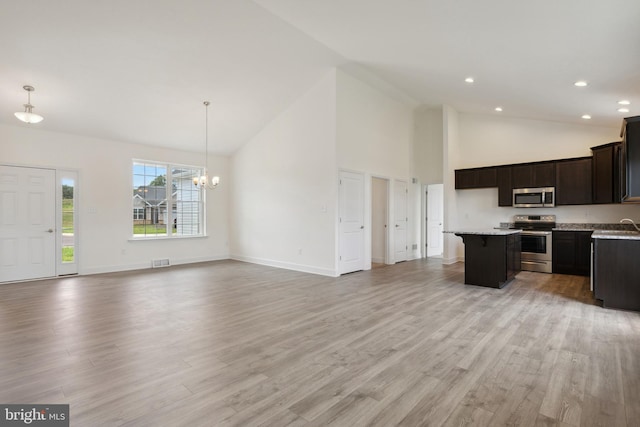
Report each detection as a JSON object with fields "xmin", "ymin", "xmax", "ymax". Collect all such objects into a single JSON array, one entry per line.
[
  {"xmin": 591, "ymin": 142, "xmax": 622, "ymax": 204},
  {"xmin": 454, "ymin": 121, "xmax": 636, "ymax": 207},
  {"xmin": 555, "ymin": 157, "xmax": 592, "ymax": 205},
  {"xmin": 455, "ymin": 167, "xmax": 497, "ymax": 189},
  {"xmin": 621, "ymin": 116, "xmax": 640, "ymax": 202},
  {"xmin": 511, "ymin": 162, "xmax": 555, "ymax": 188},
  {"xmin": 497, "ymin": 166, "xmax": 513, "ymax": 206}
]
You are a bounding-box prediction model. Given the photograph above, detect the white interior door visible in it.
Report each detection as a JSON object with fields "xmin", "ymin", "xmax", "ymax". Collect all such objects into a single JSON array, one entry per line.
[
  {"xmin": 339, "ymin": 170, "xmax": 365, "ymax": 274},
  {"xmin": 427, "ymin": 183, "xmax": 444, "ymax": 257},
  {"xmin": 0, "ymin": 166, "xmax": 56, "ymax": 282},
  {"xmin": 393, "ymin": 180, "xmax": 408, "ymax": 263}
]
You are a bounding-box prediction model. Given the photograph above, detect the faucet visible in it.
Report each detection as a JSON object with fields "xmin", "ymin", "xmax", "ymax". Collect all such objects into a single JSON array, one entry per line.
[{"xmin": 620, "ymin": 218, "xmax": 640, "ymax": 232}]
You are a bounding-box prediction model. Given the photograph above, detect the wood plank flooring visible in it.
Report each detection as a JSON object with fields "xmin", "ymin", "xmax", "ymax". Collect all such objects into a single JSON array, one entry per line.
[{"xmin": 0, "ymin": 259, "xmax": 639, "ymax": 426}]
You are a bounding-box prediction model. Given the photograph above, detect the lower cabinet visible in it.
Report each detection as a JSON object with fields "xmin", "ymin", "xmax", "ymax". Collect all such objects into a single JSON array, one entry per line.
[
  {"xmin": 593, "ymin": 238, "xmax": 640, "ymax": 311},
  {"xmin": 552, "ymin": 230, "xmax": 592, "ymax": 276}
]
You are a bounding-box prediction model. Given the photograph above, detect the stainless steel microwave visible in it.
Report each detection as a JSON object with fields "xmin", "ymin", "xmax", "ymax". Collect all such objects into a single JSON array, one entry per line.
[{"xmin": 513, "ymin": 187, "xmax": 555, "ymax": 208}]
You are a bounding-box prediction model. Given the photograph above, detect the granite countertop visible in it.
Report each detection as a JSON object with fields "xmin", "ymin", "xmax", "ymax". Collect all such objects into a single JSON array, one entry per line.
[
  {"xmin": 591, "ymin": 230, "xmax": 640, "ymax": 240},
  {"xmin": 552, "ymin": 223, "xmax": 640, "ymax": 240},
  {"xmin": 498, "ymin": 221, "xmax": 640, "ymax": 237},
  {"xmin": 445, "ymin": 229, "xmax": 521, "ymax": 236}
]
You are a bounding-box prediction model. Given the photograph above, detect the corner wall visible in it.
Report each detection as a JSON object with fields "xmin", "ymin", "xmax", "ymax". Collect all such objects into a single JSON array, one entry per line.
[
  {"xmin": 1, "ymin": 123, "xmax": 230, "ymax": 275},
  {"xmin": 229, "ymin": 70, "xmax": 338, "ymax": 276}
]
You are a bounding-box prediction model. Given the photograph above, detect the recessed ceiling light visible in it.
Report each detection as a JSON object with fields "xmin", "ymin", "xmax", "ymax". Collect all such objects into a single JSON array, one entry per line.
[
  {"xmin": 618, "ymin": 108, "xmax": 630, "ymax": 113},
  {"xmin": 582, "ymin": 114, "xmax": 591, "ymax": 119},
  {"xmin": 618, "ymin": 100, "xmax": 631, "ymax": 105},
  {"xmin": 465, "ymin": 77, "xmax": 474, "ymax": 83},
  {"xmin": 574, "ymin": 81, "xmax": 588, "ymax": 87},
  {"xmin": 495, "ymin": 107, "xmax": 503, "ymax": 112}
]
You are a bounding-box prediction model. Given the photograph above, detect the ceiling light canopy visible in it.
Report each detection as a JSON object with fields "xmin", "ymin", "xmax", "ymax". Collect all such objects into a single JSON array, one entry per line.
[
  {"xmin": 618, "ymin": 108, "xmax": 630, "ymax": 113},
  {"xmin": 574, "ymin": 81, "xmax": 588, "ymax": 87},
  {"xmin": 581, "ymin": 114, "xmax": 591, "ymax": 119},
  {"xmin": 618, "ymin": 100, "xmax": 631, "ymax": 105},
  {"xmin": 193, "ymin": 101, "xmax": 220, "ymax": 190},
  {"xmin": 495, "ymin": 107, "xmax": 503, "ymax": 112},
  {"xmin": 14, "ymin": 85, "xmax": 44, "ymax": 124},
  {"xmin": 464, "ymin": 77, "xmax": 474, "ymax": 83}
]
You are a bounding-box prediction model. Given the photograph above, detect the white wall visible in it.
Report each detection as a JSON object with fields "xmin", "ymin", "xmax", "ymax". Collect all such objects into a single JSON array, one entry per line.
[
  {"xmin": 371, "ymin": 177, "xmax": 387, "ymax": 263},
  {"xmin": 230, "ymin": 70, "xmax": 338, "ymax": 276},
  {"xmin": 414, "ymin": 106, "xmax": 444, "ymax": 185},
  {"xmin": 442, "ymin": 105, "xmax": 462, "ymax": 263},
  {"xmin": 457, "ymin": 114, "xmax": 617, "ymax": 167},
  {"xmin": 446, "ymin": 112, "xmax": 640, "ymax": 259},
  {"xmin": 1, "ymin": 123, "xmax": 229, "ymax": 275},
  {"xmin": 336, "ymin": 70, "xmax": 413, "ymax": 177},
  {"xmin": 336, "ymin": 69, "xmax": 416, "ymax": 263}
]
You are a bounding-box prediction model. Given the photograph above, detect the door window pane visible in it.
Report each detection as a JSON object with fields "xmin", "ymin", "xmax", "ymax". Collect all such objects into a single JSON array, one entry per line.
[{"xmin": 61, "ymin": 178, "xmax": 74, "ymax": 263}]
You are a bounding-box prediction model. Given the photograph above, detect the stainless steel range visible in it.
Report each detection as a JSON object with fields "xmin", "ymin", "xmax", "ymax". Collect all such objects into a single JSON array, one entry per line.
[{"xmin": 512, "ymin": 214, "xmax": 555, "ymax": 273}]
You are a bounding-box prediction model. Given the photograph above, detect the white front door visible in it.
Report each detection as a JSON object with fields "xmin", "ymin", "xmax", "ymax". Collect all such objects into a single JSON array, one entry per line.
[
  {"xmin": 394, "ymin": 180, "xmax": 408, "ymax": 263},
  {"xmin": 0, "ymin": 166, "xmax": 56, "ymax": 282},
  {"xmin": 339, "ymin": 170, "xmax": 365, "ymax": 274},
  {"xmin": 427, "ymin": 183, "xmax": 444, "ymax": 257}
]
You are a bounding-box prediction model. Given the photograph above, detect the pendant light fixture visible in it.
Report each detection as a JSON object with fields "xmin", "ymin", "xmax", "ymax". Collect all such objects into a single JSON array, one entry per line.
[
  {"xmin": 193, "ymin": 101, "xmax": 220, "ymax": 189},
  {"xmin": 15, "ymin": 85, "xmax": 44, "ymax": 124}
]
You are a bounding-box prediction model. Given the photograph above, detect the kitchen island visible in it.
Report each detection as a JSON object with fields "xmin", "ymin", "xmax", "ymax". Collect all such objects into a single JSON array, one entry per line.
[{"xmin": 448, "ymin": 230, "xmax": 521, "ymax": 288}]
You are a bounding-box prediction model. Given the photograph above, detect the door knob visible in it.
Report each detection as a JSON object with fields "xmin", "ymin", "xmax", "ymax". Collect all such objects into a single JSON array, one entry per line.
[
  {"xmin": 395, "ymin": 224, "xmax": 399, "ymax": 228},
  {"xmin": 360, "ymin": 225, "xmax": 364, "ymax": 229},
  {"xmin": 46, "ymin": 229, "xmax": 54, "ymax": 233}
]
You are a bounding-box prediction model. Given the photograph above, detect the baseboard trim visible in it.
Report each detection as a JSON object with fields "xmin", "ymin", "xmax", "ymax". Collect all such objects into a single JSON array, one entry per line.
[
  {"xmin": 441, "ymin": 256, "xmax": 464, "ymax": 265},
  {"xmin": 81, "ymin": 255, "xmax": 230, "ymax": 276},
  {"xmin": 230, "ymin": 254, "xmax": 338, "ymax": 277}
]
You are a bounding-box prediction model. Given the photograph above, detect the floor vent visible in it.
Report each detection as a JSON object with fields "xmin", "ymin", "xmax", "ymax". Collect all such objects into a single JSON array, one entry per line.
[{"xmin": 152, "ymin": 258, "xmax": 170, "ymax": 268}]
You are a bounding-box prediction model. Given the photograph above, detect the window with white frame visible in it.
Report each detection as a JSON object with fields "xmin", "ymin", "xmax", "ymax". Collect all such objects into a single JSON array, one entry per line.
[{"xmin": 132, "ymin": 160, "xmax": 204, "ymax": 238}]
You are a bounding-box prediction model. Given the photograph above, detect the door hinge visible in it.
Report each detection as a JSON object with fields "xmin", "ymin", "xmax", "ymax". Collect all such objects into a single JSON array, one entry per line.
[
  {"xmin": 339, "ymin": 217, "xmax": 342, "ymax": 223},
  {"xmin": 339, "ymin": 179, "xmax": 342, "ymax": 185},
  {"xmin": 406, "ymin": 245, "xmax": 408, "ymax": 250},
  {"xmin": 339, "ymin": 256, "xmax": 342, "ymax": 260}
]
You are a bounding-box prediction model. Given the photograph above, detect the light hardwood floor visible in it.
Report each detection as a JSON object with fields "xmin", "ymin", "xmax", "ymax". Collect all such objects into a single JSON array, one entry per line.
[{"xmin": 1, "ymin": 259, "xmax": 639, "ymax": 426}]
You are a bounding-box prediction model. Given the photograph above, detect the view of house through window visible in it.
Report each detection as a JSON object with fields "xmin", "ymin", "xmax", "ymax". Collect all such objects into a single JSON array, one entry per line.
[{"xmin": 132, "ymin": 161, "xmax": 204, "ymax": 238}]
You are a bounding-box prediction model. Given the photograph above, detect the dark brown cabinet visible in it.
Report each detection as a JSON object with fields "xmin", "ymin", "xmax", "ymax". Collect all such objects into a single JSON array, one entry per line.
[
  {"xmin": 455, "ymin": 167, "xmax": 497, "ymax": 189},
  {"xmin": 497, "ymin": 166, "xmax": 513, "ymax": 206},
  {"xmin": 511, "ymin": 162, "xmax": 555, "ymax": 188},
  {"xmin": 454, "ymin": 143, "xmax": 626, "ymax": 207},
  {"xmin": 552, "ymin": 230, "xmax": 592, "ymax": 276},
  {"xmin": 555, "ymin": 157, "xmax": 592, "ymax": 205},
  {"xmin": 457, "ymin": 232, "xmax": 521, "ymax": 288},
  {"xmin": 594, "ymin": 238, "xmax": 640, "ymax": 311},
  {"xmin": 621, "ymin": 116, "xmax": 640, "ymax": 202},
  {"xmin": 592, "ymin": 142, "xmax": 622, "ymax": 204}
]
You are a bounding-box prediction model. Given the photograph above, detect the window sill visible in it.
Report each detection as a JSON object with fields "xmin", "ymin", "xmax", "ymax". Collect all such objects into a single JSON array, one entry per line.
[{"xmin": 128, "ymin": 235, "xmax": 207, "ymax": 242}]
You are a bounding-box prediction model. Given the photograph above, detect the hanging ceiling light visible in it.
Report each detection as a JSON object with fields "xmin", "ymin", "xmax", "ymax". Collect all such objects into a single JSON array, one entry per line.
[
  {"xmin": 14, "ymin": 85, "xmax": 44, "ymax": 124},
  {"xmin": 193, "ymin": 101, "xmax": 220, "ymax": 190}
]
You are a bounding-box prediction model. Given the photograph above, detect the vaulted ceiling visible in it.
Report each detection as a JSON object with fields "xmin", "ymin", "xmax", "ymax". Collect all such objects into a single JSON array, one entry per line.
[{"xmin": 2, "ymin": 1, "xmax": 638, "ymax": 154}]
